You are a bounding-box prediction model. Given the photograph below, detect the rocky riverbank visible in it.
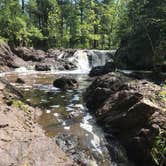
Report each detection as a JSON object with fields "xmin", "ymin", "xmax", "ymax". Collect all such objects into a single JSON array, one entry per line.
[
  {"xmin": 0, "ymin": 42, "xmax": 115, "ymax": 73},
  {"xmin": 84, "ymin": 72, "xmax": 166, "ymax": 166},
  {"xmin": 0, "ymin": 78, "xmax": 74, "ymax": 166}
]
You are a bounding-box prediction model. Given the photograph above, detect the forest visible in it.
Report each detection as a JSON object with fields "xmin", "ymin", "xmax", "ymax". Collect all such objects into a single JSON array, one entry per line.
[
  {"xmin": 0, "ymin": 0, "xmax": 165, "ymax": 51},
  {"xmin": 0, "ymin": 1, "xmax": 165, "ymax": 166}
]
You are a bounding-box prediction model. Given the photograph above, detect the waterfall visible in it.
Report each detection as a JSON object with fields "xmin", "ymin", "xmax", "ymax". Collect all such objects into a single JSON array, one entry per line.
[
  {"xmin": 68, "ymin": 50, "xmax": 90, "ymax": 73},
  {"xmin": 68, "ymin": 50, "xmax": 115, "ymax": 73},
  {"xmin": 87, "ymin": 50, "xmax": 115, "ymax": 68}
]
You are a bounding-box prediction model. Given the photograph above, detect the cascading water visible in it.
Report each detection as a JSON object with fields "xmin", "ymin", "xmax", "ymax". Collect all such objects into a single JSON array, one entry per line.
[
  {"xmin": 12, "ymin": 49, "xmax": 115, "ymax": 74},
  {"xmin": 68, "ymin": 50, "xmax": 90, "ymax": 73},
  {"xmin": 68, "ymin": 49, "xmax": 115, "ymax": 73}
]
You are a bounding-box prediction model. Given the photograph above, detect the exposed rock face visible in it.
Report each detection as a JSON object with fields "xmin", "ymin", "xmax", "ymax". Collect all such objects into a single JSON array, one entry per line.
[
  {"xmin": 84, "ymin": 72, "xmax": 130, "ymax": 110},
  {"xmin": 0, "ymin": 43, "xmax": 26, "ymax": 71},
  {"xmin": 53, "ymin": 77, "xmax": 78, "ymax": 90},
  {"xmin": 84, "ymin": 72, "xmax": 166, "ymax": 166}
]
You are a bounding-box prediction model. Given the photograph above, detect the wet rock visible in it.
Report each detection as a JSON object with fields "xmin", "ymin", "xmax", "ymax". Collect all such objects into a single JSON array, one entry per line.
[
  {"xmin": 89, "ymin": 61, "xmax": 116, "ymax": 77},
  {"xmin": 89, "ymin": 66, "xmax": 106, "ymax": 77},
  {"xmin": 15, "ymin": 78, "xmax": 25, "ymax": 84},
  {"xmin": 53, "ymin": 77, "xmax": 78, "ymax": 90},
  {"xmin": 35, "ymin": 63, "xmax": 51, "ymax": 71},
  {"xmin": 47, "ymin": 48, "xmax": 76, "ymax": 59},
  {"xmin": 84, "ymin": 73, "xmax": 166, "ymax": 165},
  {"xmin": 55, "ymin": 133, "xmax": 94, "ymax": 165}
]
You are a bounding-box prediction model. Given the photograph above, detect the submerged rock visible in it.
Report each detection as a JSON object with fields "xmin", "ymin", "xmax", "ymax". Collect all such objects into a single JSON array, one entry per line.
[
  {"xmin": 55, "ymin": 133, "xmax": 91, "ymax": 165},
  {"xmin": 84, "ymin": 72, "xmax": 166, "ymax": 166},
  {"xmin": 15, "ymin": 78, "xmax": 25, "ymax": 84},
  {"xmin": 53, "ymin": 77, "xmax": 78, "ymax": 90}
]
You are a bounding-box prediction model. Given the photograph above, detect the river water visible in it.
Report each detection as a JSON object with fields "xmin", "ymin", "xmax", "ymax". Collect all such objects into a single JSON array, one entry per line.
[
  {"xmin": 2, "ymin": 71, "xmax": 121, "ymax": 166},
  {"xmin": 0, "ymin": 50, "xmax": 130, "ymax": 165}
]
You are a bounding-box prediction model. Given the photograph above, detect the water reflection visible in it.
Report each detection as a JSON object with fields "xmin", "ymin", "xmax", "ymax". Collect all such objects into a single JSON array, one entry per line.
[{"xmin": 4, "ymin": 73, "xmax": 113, "ymax": 165}]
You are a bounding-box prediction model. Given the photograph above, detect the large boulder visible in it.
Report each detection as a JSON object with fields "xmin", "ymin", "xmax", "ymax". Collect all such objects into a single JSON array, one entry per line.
[
  {"xmin": 84, "ymin": 73, "xmax": 166, "ymax": 165},
  {"xmin": 53, "ymin": 77, "xmax": 78, "ymax": 90},
  {"xmin": 84, "ymin": 72, "xmax": 130, "ymax": 110},
  {"xmin": 0, "ymin": 43, "xmax": 26, "ymax": 71},
  {"xmin": 89, "ymin": 61, "xmax": 116, "ymax": 77},
  {"xmin": 14, "ymin": 47, "xmax": 46, "ymax": 62}
]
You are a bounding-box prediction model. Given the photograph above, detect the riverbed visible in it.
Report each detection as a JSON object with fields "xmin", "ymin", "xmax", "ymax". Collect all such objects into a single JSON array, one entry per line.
[{"xmin": 2, "ymin": 70, "xmax": 119, "ymax": 166}]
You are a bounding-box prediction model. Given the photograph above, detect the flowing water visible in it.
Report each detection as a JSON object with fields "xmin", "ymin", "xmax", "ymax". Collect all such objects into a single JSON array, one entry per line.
[
  {"xmin": 2, "ymin": 72, "xmax": 116, "ymax": 165},
  {"xmin": 0, "ymin": 50, "xmax": 129, "ymax": 165}
]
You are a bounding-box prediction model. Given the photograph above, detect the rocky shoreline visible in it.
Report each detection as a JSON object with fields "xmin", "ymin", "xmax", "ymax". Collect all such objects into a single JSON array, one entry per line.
[
  {"xmin": 0, "ymin": 78, "xmax": 74, "ymax": 166},
  {"xmin": 84, "ymin": 72, "xmax": 166, "ymax": 166},
  {"xmin": 0, "ymin": 42, "xmax": 165, "ymax": 166}
]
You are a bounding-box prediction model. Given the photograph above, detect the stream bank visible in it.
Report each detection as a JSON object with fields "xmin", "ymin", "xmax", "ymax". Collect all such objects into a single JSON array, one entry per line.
[
  {"xmin": 0, "ymin": 78, "xmax": 74, "ymax": 166},
  {"xmin": 84, "ymin": 72, "xmax": 166, "ymax": 166},
  {"xmin": 0, "ymin": 42, "xmax": 165, "ymax": 166}
]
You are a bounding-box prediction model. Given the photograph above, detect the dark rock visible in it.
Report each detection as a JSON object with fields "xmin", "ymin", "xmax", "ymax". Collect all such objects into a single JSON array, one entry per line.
[
  {"xmin": 84, "ymin": 72, "xmax": 130, "ymax": 110},
  {"xmin": 53, "ymin": 77, "xmax": 78, "ymax": 90},
  {"xmin": 35, "ymin": 64, "xmax": 51, "ymax": 71},
  {"xmin": 47, "ymin": 48, "xmax": 76, "ymax": 59},
  {"xmin": 84, "ymin": 73, "xmax": 166, "ymax": 166},
  {"xmin": 14, "ymin": 47, "xmax": 46, "ymax": 62},
  {"xmin": 89, "ymin": 61, "xmax": 116, "ymax": 77},
  {"xmin": 89, "ymin": 66, "xmax": 106, "ymax": 77},
  {"xmin": 15, "ymin": 78, "xmax": 25, "ymax": 84},
  {"xmin": 0, "ymin": 43, "xmax": 27, "ymax": 71}
]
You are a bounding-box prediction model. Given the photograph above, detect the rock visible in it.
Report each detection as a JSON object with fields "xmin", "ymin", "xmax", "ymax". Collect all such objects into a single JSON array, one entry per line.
[
  {"xmin": 0, "ymin": 80, "xmax": 73, "ymax": 166},
  {"xmin": 84, "ymin": 72, "xmax": 130, "ymax": 110},
  {"xmin": 35, "ymin": 63, "xmax": 51, "ymax": 71},
  {"xmin": 84, "ymin": 73, "xmax": 166, "ymax": 165},
  {"xmin": 89, "ymin": 61, "xmax": 116, "ymax": 77},
  {"xmin": 14, "ymin": 47, "xmax": 46, "ymax": 62},
  {"xmin": 55, "ymin": 133, "xmax": 89, "ymax": 165},
  {"xmin": 15, "ymin": 78, "xmax": 25, "ymax": 84},
  {"xmin": 53, "ymin": 77, "xmax": 78, "ymax": 90},
  {"xmin": 47, "ymin": 48, "xmax": 76, "ymax": 59},
  {"xmin": 89, "ymin": 66, "xmax": 106, "ymax": 77},
  {"xmin": 0, "ymin": 43, "xmax": 27, "ymax": 71}
]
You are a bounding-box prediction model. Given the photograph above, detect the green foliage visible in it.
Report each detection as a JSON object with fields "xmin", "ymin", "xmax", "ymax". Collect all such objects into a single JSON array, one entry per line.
[
  {"xmin": 151, "ymin": 129, "xmax": 166, "ymax": 166},
  {"xmin": 0, "ymin": 0, "xmax": 165, "ymax": 51}
]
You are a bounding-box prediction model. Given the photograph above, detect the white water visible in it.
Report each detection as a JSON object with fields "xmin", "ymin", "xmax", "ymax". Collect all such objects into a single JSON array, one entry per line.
[
  {"xmin": 0, "ymin": 49, "xmax": 115, "ymax": 76},
  {"xmin": 68, "ymin": 50, "xmax": 90, "ymax": 73}
]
